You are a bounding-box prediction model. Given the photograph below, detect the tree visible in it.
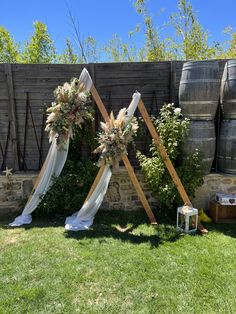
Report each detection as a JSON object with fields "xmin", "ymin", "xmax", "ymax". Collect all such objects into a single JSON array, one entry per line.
[
  {"xmin": 226, "ymin": 33, "xmax": 236, "ymax": 58},
  {"xmin": 219, "ymin": 27, "xmax": 236, "ymax": 58},
  {"xmin": 170, "ymin": 0, "xmax": 218, "ymax": 60},
  {"xmin": 21, "ymin": 21, "xmax": 56, "ymax": 63},
  {"xmin": 59, "ymin": 39, "xmax": 79, "ymax": 64},
  {"xmin": 82, "ymin": 36, "xmax": 100, "ymax": 63},
  {"xmin": 104, "ymin": 34, "xmax": 139, "ymax": 62},
  {"xmin": 0, "ymin": 26, "xmax": 19, "ymax": 63},
  {"xmin": 133, "ymin": 0, "xmax": 167, "ymax": 61}
]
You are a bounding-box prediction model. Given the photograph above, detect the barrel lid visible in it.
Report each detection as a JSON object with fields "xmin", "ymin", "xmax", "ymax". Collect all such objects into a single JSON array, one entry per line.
[
  {"xmin": 226, "ymin": 60, "xmax": 236, "ymax": 68},
  {"xmin": 182, "ymin": 61, "xmax": 219, "ymax": 70}
]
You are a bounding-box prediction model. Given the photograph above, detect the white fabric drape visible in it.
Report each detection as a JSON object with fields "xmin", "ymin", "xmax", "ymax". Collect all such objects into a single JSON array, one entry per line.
[
  {"xmin": 79, "ymin": 68, "xmax": 93, "ymax": 92},
  {"xmin": 65, "ymin": 165, "xmax": 112, "ymax": 231},
  {"xmin": 8, "ymin": 68, "xmax": 92, "ymax": 227},
  {"xmin": 65, "ymin": 91, "xmax": 141, "ymax": 231},
  {"xmin": 9, "ymin": 139, "xmax": 69, "ymax": 226}
]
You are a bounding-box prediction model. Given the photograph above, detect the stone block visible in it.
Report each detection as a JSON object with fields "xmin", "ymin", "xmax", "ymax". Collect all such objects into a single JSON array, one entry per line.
[
  {"xmin": 119, "ymin": 179, "xmax": 130, "ymax": 184},
  {"xmin": 0, "ymin": 196, "xmax": 8, "ymax": 202},
  {"xmin": 227, "ymin": 187, "xmax": 236, "ymax": 194},
  {"xmin": 221, "ymin": 178, "xmax": 233, "ymax": 185},
  {"xmin": 0, "ymin": 201, "xmax": 20, "ymax": 216},
  {"xmin": 109, "ymin": 203, "xmax": 125, "ymax": 211},
  {"xmin": 120, "ymin": 184, "xmax": 133, "ymax": 191},
  {"xmin": 7, "ymin": 195, "xmax": 21, "ymax": 202},
  {"xmin": 106, "ymin": 182, "xmax": 121, "ymax": 202},
  {"xmin": 23, "ymin": 180, "xmax": 33, "ymax": 197},
  {"xmin": 206, "ymin": 179, "xmax": 218, "ymax": 185}
]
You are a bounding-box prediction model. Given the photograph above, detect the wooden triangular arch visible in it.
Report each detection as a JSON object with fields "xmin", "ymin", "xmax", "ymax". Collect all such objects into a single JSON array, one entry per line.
[
  {"xmin": 9, "ymin": 67, "xmax": 207, "ymax": 233},
  {"xmin": 86, "ymin": 79, "xmax": 207, "ymax": 233}
]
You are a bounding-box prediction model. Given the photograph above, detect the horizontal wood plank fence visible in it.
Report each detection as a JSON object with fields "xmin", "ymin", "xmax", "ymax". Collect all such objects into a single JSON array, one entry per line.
[{"xmin": 0, "ymin": 61, "xmax": 227, "ymax": 171}]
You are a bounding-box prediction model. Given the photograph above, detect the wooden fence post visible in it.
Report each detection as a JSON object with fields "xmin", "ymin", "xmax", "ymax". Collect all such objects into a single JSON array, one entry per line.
[
  {"xmin": 4, "ymin": 63, "xmax": 20, "ymax": 170},
  {"xmin": 169, "ymin": 61, "xmax": 176, "ymax": 104}
]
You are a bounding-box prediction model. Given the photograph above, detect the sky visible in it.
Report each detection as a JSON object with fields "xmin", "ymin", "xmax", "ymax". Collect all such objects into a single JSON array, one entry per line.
[{"xmin": 1, "ymin": 0, "xmax": 236, "ymax": 56}]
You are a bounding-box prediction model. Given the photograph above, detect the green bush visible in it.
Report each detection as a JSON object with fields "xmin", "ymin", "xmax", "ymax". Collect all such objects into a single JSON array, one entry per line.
[
  {"xmin": 34, "ymin": 121, "xmax": 98, "ymax": 217},
  {"xmin": 137, "ymin": 103, "xmax": 204, "ymax": 217}
]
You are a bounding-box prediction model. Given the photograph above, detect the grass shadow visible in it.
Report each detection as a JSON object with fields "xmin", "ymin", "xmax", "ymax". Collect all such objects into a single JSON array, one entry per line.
[
  {"xmin": 1, "ymin": 210, "xmax": 182, "ymax": 248},
  {"xmin": 0, "ymin": 213, "xmax": 65, "ymax": 230},
  {"xmin": 64, "ymin": 211, "xmax": 182, "ymax": 248},
  {"xmin": 203, "ymin": 222, "xmax": 236, "ymax": 238}
]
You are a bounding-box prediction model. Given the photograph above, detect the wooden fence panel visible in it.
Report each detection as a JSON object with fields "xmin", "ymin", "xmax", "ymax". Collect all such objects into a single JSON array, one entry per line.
[{"xmin": 0, "ymin": 61, "xmax": 228, "ymax": 171}]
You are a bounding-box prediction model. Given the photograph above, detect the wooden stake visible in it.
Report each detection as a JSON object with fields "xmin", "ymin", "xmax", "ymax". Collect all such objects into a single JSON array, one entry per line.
[
  {"xmin": 4, "ymin": 64, "xmax": 20, "ymax": 170},
  {"xmin": 84, "ymin": 165, "xmax": 106, "ymax": 202},
  {"xmin": 90, "ymin": 85, "xmax": 110, "ymax": 122}
]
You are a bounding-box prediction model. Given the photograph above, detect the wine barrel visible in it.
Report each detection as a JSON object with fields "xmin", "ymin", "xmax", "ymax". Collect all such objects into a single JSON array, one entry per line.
[
  {"xmin": 179, "ymin": 61, "xmax": 220, "ymax": 120},
  {"xmin": 220, "ymin": 60, "xmax": 236, "ymax": 119},
  {"xmin": 182, "ymin": 120, "xmax": 216, "ymax": 173},
  {"xmin": 218, "ymin": 120, "xmax": 236, "ymax": 174}
]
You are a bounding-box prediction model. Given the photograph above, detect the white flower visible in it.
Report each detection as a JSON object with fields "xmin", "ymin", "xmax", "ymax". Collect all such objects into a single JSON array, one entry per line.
[
  {"xmin": 78, "ymin": 92, "xmax": 88, "ymax": 103},
  {"xmin": 174, "ymin": 108, "xmax": 181, "ymax": 115}
]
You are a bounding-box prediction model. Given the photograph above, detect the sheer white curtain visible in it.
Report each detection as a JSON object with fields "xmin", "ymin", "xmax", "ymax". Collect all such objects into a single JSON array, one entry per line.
[
  {"xmin": 9, "ymin": 68, "xmax": 93, "ymax": 227},
  {"xmin": 9, "ymin": 139, "xmax": 69, "ymax": 226},
  {"xmin": 65, "ymin": 91, "xmax": 141, "ymax": 231}
]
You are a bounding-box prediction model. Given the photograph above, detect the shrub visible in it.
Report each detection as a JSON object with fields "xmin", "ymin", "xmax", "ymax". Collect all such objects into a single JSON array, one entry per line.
[
  {"xmin": 137, "ymin": 103, "xmax": 204, "ymax": 217},
  {"xmin": 34, "ymin": 121, "xmax": 98, "ymax": 217}
]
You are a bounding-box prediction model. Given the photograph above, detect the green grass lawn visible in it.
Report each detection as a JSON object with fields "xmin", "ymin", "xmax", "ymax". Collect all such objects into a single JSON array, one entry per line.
[{"xmin": 1, "ymin": 211, "xmax": 236, "ymax": 314}]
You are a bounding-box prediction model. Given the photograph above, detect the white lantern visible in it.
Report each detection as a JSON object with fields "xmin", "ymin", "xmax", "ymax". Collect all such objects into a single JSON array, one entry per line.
[{"xmin": 177, "ymin": 204, "xmax": 198, "ymax": 233}]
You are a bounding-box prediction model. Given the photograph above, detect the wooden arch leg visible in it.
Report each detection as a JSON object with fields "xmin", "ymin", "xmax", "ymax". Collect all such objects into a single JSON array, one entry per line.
[
  {"xmin": 122, "ymin": 155, "xmax": 157, "ymax": 224},
  {"xmin": 84, "ymin": 165, "xmax": 106, "ymax": 203}
]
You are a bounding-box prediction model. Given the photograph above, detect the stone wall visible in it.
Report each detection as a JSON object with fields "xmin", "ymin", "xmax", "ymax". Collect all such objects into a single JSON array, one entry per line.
[
  {"xmin": 192, "ymin": 173, "xmax": 236, "ymax": 209},
  {"xmin": 0, "ymin": 173, "xmax": 37, "ymax": 217},
  {"xmin": 0, "ymin": 170, "xmax": 236, "ymax": 218},
  {"xmin": 102, "ymin": 168, "xmax": 157, "ymax": 211}
]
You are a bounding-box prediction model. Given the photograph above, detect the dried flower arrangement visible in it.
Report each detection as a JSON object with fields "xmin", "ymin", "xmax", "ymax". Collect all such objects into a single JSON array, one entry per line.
[
  {"xmin": 45, "ymin": 78, "xmax": 93, "ymax": 145},
  {"xmin": 94, "ymin": 108, "xmax": 138, "ymax": 166}
]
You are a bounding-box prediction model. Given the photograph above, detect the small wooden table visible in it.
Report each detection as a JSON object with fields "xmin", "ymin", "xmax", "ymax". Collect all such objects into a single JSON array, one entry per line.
[{"xmin": 209, "ymin": 200, "xmax": 236, "ymax": 223}]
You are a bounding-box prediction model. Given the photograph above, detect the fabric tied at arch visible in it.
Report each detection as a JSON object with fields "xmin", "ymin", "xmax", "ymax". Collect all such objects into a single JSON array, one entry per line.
[{"xmin": 65, "ymin": 91, "xmax": 141, "ymax": 231}]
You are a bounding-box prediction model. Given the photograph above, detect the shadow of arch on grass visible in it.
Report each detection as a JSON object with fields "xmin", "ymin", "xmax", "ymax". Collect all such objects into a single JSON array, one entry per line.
[
  {"xmin": 64, "ymin": 223, "xmax": 181, "ymax": 249},
  {"xmin": 62, "ymin": 210, "xmax": 183, "ymax": 248},
  {"xmin": 1, "ymin": 210, "xmax": 184, "ymax": 248}
]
